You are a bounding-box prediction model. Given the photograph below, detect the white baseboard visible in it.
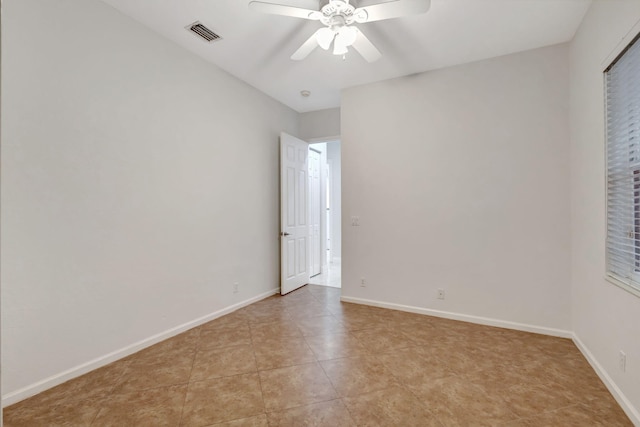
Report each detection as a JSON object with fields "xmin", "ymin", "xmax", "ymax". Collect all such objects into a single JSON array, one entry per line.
[
  {"xmin": 340, "ymin": 296, "xmax": 573, "ymax": 338},
  {"xmin": 1, "ymin": 288, "xmax": 279, "ymax": 408},
  {"xmin": 572, "ymin": 334, "xmax": 640, "ymax": 426}
]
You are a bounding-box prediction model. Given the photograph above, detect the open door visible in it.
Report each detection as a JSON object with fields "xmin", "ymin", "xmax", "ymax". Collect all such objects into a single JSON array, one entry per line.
[
  {"xmin": 280, "ymin": 132, "xmax": 310, "ymax": 294},
  {"xmin": 309, "ymin": 148, "xmax": 322, "ymax": 277}
]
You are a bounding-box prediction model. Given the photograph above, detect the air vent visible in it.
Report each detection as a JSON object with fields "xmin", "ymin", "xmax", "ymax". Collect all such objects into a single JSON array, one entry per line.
[{"xmin": 186, "ymin": 21, "xmax": 222, "ymax": 43}]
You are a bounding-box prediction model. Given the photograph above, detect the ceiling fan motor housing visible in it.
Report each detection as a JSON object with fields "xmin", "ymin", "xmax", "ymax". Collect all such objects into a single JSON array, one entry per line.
[{"xmin": 319, "ymin": 0, "xmax": 367, "ymax": 26}]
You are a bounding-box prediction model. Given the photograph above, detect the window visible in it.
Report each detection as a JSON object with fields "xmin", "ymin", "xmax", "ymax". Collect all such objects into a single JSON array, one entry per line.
[{"xmin": 606, "ymin": 33, "xmax": 640, "ymax": 296}]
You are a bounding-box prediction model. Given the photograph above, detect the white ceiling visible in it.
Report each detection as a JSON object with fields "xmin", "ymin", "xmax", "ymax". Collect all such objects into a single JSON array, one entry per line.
[{"xmin": 99, "ymin": 0, "xmax": 591, "ymax": 113}]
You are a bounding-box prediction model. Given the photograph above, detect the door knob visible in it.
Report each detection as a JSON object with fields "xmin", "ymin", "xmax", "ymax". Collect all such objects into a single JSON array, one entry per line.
[{"xmin": 281, "ymin": 232, "xmax": 290, "ymax": 236}]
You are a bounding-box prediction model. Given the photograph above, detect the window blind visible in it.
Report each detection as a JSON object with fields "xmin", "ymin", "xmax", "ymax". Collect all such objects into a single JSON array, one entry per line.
[{"xmin": 606, "ymin": 34, "xmax": 640, "ymax": 293}]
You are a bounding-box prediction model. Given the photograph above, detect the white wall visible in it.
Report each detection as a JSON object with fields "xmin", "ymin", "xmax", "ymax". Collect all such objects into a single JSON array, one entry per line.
[
  {"xmin": 299, "ymin": 108, "xmax": 341, "ymax": 141},
  {"xmin": 569, "ymin": 0, "xmax": 640, "ymax": 420},
  {"xmin": 341, "ymin": 44, "xmax": 571, "ymax": 332},
  {"xmin": 1, "ymin": 0, "xmax": 298, "ymax": 401}
]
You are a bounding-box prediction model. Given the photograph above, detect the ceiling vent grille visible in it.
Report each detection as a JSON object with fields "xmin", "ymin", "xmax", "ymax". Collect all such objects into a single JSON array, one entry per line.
[{"xmin": 186, "ymin": 21, "xmax": 222, "ymax": 43}]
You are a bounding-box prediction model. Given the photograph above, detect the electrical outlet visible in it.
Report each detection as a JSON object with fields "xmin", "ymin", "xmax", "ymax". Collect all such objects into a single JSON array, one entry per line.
[
  {"xmin": 360, "ymin": 278, "xmax": 366, "ymax": 287},
  {"xmin": 437, "ymin": 289, "xmax": 445, "ymax": 300},
  {"xmin": 233, "ymin": 282, "xmax": 239, "ymax": 294},
  {"xmin": 620, "ymin": 351, "xmax": 626, "ymax": 372},
  {"xmin": 351, "ymin": 216, "xmax": 360, "ymax": 226}
]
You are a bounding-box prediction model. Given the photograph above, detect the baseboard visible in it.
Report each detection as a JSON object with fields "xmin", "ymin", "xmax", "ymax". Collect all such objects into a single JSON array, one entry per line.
[
  {"xmin": 339, "ymin": 296, "xmax": 573, "ymax": 338},
  {"xmin": 1, "ymin": 287, "xmax": 279, "ymax": 408},
  {"xmin": 572, "ymin": 334, "xmax": 640, "ymax": 426}
]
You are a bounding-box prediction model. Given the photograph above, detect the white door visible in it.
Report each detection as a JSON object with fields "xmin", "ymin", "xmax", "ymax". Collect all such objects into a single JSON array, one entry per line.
[
  {"xmin": 309, "ymin": 149, "xmax": 322, "ymax": 277},
  {"xmin": 280, "ymin": 132, "xmax": 310, "ymax": 295}
]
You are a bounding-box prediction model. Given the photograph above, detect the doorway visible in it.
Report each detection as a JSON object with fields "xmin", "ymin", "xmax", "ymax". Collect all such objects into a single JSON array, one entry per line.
[
  {"xmin": 309, "ymin": 147, "xmax": 322, "ymax": 277},
  {"xmin": 308, "ymin": 140, "xmax": 341, "ymax": 288}
]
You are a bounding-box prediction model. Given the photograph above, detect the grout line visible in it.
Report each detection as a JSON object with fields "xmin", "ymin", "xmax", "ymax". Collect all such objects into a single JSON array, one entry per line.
[
  {"xmin": 177, "ymin": 329, "xmax": 201, "ymax": 426},
  {"xmin": 185, "ymin": 371, "xmax": 258, "ymax": 387},
  {"xmin": 101, "ymin": 380, "xmax": 193, "ymax": 396},
  {"xmin": 88, "ymin": 358, "xmax": 134, "ymax": 425},
  {"xmin": 251, "ymin": 319, "xmax": 268, "ymax": 419},
  {"xmin": 338, "ymin": 396, "xmax": 358, "ymax": 425},
  {"xmin": 316, "ymin": 355, "xmax": 339, "ymax": 400},
  {"xmin": 89, "ymin": 406, "xmax": 103, "ymax": 426},
  {"xmin": 263, "ymin": 397, "xmax": 344, "ymax": 415},
  {"xmin": 255, "ymin": 360, "xmax": 319, "ymax": 375}
]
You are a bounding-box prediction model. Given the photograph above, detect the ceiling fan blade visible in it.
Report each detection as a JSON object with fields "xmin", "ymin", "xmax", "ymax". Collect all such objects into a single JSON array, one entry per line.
[
  {"xmin": 249, "ymin": 1, "xmax": 322, "ymax": 20},
  {"xmin": 351, "ymin": 28, "xmax": 381, "ymax": 63},
  {"xmin": 354, "ymin": 0, "xmax": 431, "ymax": 23},
  {"xmin": 291, "ymin": 29, "xmax": 324, "ymax": 60}
]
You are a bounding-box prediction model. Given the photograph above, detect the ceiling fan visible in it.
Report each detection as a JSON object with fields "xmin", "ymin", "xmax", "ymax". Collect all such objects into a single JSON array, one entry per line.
[{"xmin": 248, "ymin": 0, "xmax": 431, "ymax": 62}]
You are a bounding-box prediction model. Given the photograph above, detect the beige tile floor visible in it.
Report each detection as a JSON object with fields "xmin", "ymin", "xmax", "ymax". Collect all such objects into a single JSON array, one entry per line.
[{"xmin": 4, "ymin": 284, "xmax": 633, "ymax": 426}]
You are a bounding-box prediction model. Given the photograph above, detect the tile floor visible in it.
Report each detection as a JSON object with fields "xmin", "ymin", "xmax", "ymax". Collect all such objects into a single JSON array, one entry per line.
[
  {"xmin": 309, "ymin": 260, "xmax": 341, "ymax": 288},
  {"xmin": 3, "ymin": 284, "xmax": 632, "ymax": 426}
]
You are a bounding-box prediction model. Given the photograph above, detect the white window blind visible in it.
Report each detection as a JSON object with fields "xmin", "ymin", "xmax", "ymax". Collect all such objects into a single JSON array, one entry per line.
[{"xmin": 606, "ymin": 33, "xmax": 640, "ymax": 294}]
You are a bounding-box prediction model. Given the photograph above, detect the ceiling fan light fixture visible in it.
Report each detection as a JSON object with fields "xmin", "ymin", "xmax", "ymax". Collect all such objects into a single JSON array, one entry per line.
[
  {"xmin": 333, "ymin": 42, "xmax": 348, "ymax": 56},
  {"xmin": 336, "ymin": 26, "xmax": 357, "ymax": 47},
  {"xmin": 316, "ymin": 27, "xmax": 335, "ymax": 50}
]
